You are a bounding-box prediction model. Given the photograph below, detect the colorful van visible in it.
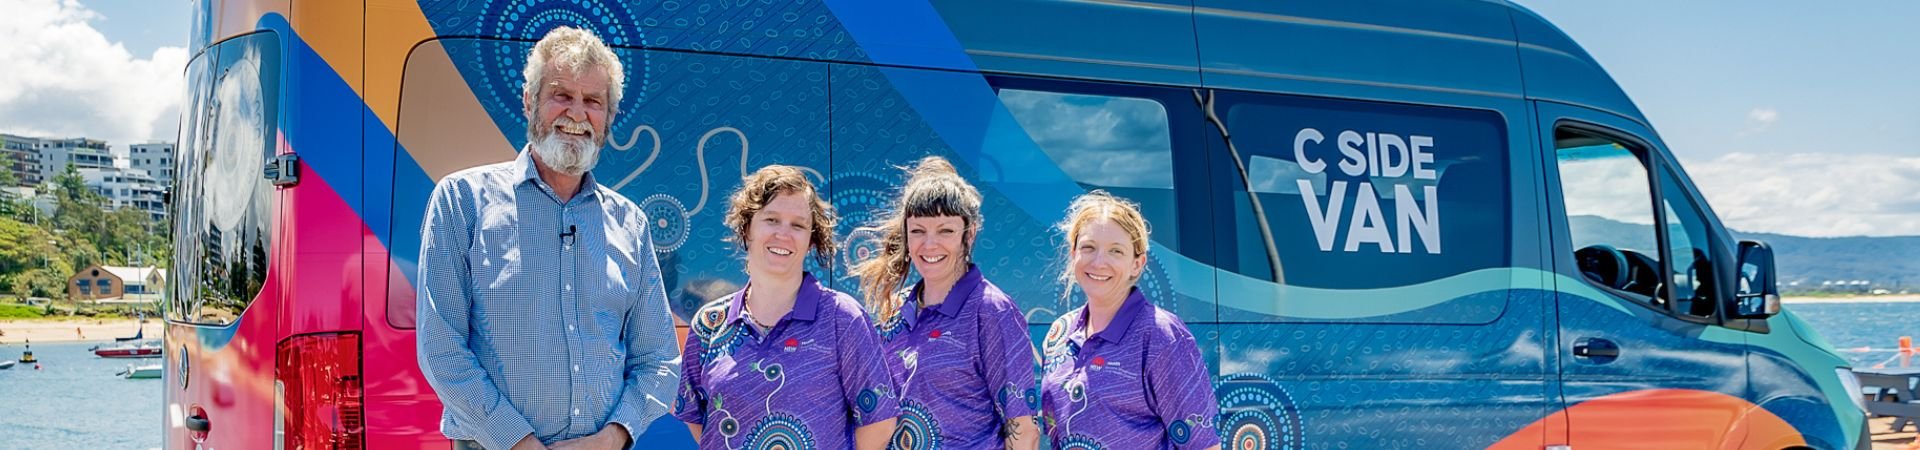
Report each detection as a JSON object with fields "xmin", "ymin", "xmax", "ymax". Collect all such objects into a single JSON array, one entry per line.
[{"xmin": 162, "ymin": 0, "xmax": 1864, "ymax": 448}]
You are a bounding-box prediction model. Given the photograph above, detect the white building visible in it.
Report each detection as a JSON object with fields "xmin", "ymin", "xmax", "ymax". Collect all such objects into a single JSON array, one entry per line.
[
  {"xmin": 128, "ymin": 142, "xmax": 174, "ymax": 186},
  {"xmin": 79, "ymin": 167, "xmax": 168, "ymax": 220},
  {"xmin": 39, "ymin": 137, "xmax": 115, "ymax": 182}
]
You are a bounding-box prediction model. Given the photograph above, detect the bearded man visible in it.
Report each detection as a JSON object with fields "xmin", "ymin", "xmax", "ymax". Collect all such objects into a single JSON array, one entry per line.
[{"xmin": 417, "ymin": 26, "xmax": 680, "ymax": 450}]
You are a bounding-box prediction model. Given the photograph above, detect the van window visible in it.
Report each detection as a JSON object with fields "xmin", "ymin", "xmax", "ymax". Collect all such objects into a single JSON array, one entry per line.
[
  {"xmin": 1211, "ymin": 91, "xmax": 1510, "ymax": 320},
  {"xmin": 1659, "ymin": 167, "xmax": 1717, "ymax": 318},
  {"xmin": 167, "ymin": 32, "xmax": 281, "ymax": 325},
  {"xmin": 1554, "ymin": 128, "xmax": 1664, "ymax": 305},
  {"xmin": 997, "ymin": 88, "xmax": 1179, "ymax": 250}
]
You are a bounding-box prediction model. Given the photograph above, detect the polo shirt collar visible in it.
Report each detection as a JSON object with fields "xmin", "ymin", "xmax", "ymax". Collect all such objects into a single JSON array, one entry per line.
[
  {"xmin": 725, "ymin": 272, "xmax": 826, "ymax": 327},
  {"xmin": 1086, "ymin": 288, "xmax": 1148, "ymax": 344},
  {"xmin": 907, "ymin": 265, "xmax": 982, "ymax": 321}
]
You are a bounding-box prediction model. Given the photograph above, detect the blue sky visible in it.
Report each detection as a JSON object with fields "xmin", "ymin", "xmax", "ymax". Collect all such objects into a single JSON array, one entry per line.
[
  {"xmin": 82, "ymin": 0, "xmax": 188, "ymax": 58},
  {"xmin": 1515, "ymin": 1, "xmax": 1920, "ymax": 159},
  {"xmin": 1514, "ymin": 1, "xmax": 1920, "ymax": 237},
  {"xmin": 2, "ymin": 0, "xmax": 1914, "ymax": 236}
]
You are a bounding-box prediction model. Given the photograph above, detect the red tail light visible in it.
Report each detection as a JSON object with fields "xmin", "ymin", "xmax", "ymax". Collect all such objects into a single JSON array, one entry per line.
[{"xmin": 275, "ymin": 332, "xmax": 364, "ymax": 450}]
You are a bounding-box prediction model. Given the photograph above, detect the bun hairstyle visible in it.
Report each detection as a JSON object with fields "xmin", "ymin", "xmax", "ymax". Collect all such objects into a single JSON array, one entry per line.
[
  {"xmin": 852, "ymin": 156, "xmax": 985, "ymax": 322},
  {"xmin": 1056, "ymin": 190, "xmax": 1151, "ymax": 294},
  {"xmin": 722, "ymin": 165, "xmax": 838, "ymax": 267}
]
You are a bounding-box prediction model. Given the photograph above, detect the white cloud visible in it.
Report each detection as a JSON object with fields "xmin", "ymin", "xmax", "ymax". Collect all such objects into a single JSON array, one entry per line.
[
  {"xmin": 0, "ymin": 0, "xmax": 186, "ymax": 148},
  {"xmin": 1684, "ymin": 152, "xmax": 1920, "ymax": 237},
  {"xmin": 1739, "ymin": 107, "xmax": 1780, "ymax": 136}
]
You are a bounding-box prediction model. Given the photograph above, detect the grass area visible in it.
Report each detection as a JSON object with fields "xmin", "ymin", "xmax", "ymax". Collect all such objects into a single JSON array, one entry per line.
[{"xmin": 0, "ymin": 303, "xmax": 45, "ymax": 319}]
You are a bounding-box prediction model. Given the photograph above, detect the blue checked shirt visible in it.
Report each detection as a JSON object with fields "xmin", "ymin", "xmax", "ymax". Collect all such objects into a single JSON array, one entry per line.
[{"xmin": 418, "ymin": 149, "xmax": 681, "ymax": 450}]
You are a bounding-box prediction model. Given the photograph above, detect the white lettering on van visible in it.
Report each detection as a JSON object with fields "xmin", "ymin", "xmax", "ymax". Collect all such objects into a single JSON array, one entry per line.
[{"xmin": 1292, "ymin": 127, "xmax": 1444, "ymax": 254}]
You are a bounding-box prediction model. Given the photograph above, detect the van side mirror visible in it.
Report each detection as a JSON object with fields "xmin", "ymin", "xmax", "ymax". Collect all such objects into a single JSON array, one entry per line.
[{"xmin": 1732, "ymin": 240, "xmax": 1780, "ymax": 318}]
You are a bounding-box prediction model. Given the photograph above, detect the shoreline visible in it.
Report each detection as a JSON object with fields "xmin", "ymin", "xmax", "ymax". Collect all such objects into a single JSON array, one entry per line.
[
  {"xmin": 1783, "ymin": 294, "xmax": 1920, "ymax": 304},
  {"xmin": 0, "ymin": 319, "xmax": 162, "ymax": 345}
]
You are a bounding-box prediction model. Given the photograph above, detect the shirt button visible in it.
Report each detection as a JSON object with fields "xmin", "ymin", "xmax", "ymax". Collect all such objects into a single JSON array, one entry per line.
[
  {"xmin": 568, "ymin": 324, "xmax": 576, "ymax": 332},
  {"xmin": 573, "ymin": 365, "xmax": 580, "ymax": 372},
  {"xmin": 572, "ymin": 408, "xmax": 580, "ymax": 416},
  {"xmin": 565, "ymin": 284, "xmax": 572, "ymax": 291}
]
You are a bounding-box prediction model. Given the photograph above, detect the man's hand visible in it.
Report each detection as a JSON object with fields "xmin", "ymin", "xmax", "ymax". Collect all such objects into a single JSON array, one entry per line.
[
  {"xmin": 549, "ymin": 424, "xmax": 631, "ymax": 450},
  {"xmin": 509, "ymin": 434, "xmax": 549, "ymax": 450}
]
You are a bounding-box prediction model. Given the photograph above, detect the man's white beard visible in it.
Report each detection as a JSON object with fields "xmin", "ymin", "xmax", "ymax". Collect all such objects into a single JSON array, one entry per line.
[{"xmin": 530, "ymin": 118, "xmax": 602, "ymax": 176}]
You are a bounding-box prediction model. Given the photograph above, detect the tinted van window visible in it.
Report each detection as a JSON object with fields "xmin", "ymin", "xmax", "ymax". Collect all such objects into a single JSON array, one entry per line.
[{"xmin": 168, "ymin": 32, "xmax": 281, "ymax": 325}]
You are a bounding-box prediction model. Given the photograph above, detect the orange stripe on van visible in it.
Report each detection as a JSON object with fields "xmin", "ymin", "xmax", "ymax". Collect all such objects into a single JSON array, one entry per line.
[
  {"xmin": 216, "ymin": 0, "xmax": 288, "ymax": 44},
  {"xmin": 291, "ymin": 1, "xmax": 364, "ymax": 97},
  {"xmin": 1485, "ymin": 389, "xmax": 1805, "ymax": 450},
  {"xmin": 366, "ymin": 0, "xmax": 448, "ymax": 136}
]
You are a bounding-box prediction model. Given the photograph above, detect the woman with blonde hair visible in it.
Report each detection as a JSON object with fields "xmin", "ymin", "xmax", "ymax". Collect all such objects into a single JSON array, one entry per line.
[
  {"xmin": 675, "ymin": 165, "xmax": 899, "ymax": 450},
  {"xmin": 852, "ymin": 156, "xmax": 1040, "ymax": 450},
  {"xmin": 1037, "ymin": 191, "xmax": 1220, "ymax": 450}
]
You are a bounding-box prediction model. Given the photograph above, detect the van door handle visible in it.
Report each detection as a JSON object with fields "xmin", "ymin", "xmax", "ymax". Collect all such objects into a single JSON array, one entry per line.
[
  {"xmin": 1573, "ymin": 338, "xmax": 1620, "ymax": 358},
  {"xmin": 185, "ymin": 413, "xmax": 211, "ymax": 432}
]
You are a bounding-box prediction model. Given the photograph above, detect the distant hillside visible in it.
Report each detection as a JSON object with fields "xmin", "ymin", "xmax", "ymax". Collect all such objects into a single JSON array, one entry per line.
[
  {"xmin": 1732, "ymin": 230, "xmax": 1920, "ymax": 293},
  {"xmin": 1567, "ymin": 215, "xmax": 1919, "ymax": 294}
]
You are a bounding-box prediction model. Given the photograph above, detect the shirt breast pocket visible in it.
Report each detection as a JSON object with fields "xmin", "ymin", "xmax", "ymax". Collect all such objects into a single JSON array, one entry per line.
[{"xmin": 466, "ymin": 212, "xmax": 523, "ymax": 293}]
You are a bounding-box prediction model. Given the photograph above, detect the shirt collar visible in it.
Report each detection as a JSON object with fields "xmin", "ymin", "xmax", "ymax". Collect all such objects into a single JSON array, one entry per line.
[
  {"xmin": 907, "ymin": 265, "xmax": 982, "ymax": 320},
  {"xmin": 725, "ymin": 272, "xmax": 826, "ymax": 326},
  {"xmin": 1085, "ymin": 288, "xmax": 1149, "ymax": 344},
  {"xmin": 515, "ymin": 146, "xmax": 600, "ymax": 202}
]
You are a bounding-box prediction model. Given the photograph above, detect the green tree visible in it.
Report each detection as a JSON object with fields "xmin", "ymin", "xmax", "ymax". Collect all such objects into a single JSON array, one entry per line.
[
  {"xmin": 0, "ymin": 216, "xmax": 69, "ymax": 298},
  {"xmin": 35, "ymin": 163, "xmax": 173, "ymax": 271}
]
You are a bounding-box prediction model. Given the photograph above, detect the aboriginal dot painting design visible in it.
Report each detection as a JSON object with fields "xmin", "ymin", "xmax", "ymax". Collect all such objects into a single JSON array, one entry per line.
[
  {"xmin": 890, "ymin": 401, "xmax": 944, "ymax": 450},
  {"xmin": 998, "ymin": 383, "xmax": 1041, "ymax": 415},
  {"xmin": 745, "ymin": 413, "xmax": 818, "ymax": 450},
  {"xmin": 1055, "ymin": 434, "xmax": 1106, "ymax": 450},
  {"xmin": 640, "ymin": 193, "xmax": 690, "ymax": 252},
  {"xmin": 1214, "ymin": 374, "xmax": 1304, "ymax": 450},
  {"xmin": 693, "ymin": 301, "xmax": 746, "ymax": 360}
]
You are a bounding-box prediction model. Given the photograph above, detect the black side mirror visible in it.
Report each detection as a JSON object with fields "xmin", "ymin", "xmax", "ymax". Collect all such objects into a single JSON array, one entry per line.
[{"xmin": 1732, "ymin": 240, "xmax": 1780, "ymax": 318}]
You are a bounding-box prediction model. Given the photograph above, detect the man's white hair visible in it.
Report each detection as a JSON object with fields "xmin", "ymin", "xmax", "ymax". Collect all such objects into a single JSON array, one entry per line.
[{"xmin": 522, "ymin": 26, "xmax": 625, "ymax": 113}]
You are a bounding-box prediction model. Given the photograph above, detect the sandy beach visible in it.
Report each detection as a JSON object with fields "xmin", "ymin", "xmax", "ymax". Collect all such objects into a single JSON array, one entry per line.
[{"xmin": 0, "ymin": 319, "xmax": 162, "ymax": 345}]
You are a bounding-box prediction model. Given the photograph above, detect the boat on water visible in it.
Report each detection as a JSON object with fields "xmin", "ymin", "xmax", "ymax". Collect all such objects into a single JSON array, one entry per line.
[
  {"xmin": 118, "ymin": 364, "xmax": 161, "ymax": 379},
  {"xmin": 113, "ymin": 314, "xmax": 149, "ymax": 342},
  {"xmin": 19, "ymin": 340, "xmax": 35, "ymax": 363},
  {"xmin": 94, "ymin": 339, "xmax": 162, "ymax": 358},
  {"xmin": 0, "ymin": 360, "xmax": 14, "ymax": 369}
]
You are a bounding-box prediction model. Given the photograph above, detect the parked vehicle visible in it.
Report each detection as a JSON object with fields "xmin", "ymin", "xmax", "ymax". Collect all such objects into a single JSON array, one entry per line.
[{"xmin": 164, "ymin": 0, "xmax": 1863, "ymax": 448}]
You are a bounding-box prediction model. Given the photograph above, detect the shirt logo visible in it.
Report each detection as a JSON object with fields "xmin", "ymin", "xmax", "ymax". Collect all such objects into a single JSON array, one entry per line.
[
  {"xmin": 1090, "ymin": 356, "xmax": 1107, "ymax": 371},
  {"xmin": 929, "ymin": 329, "xmax": 943, "ymax": 339},
  {"xmin": 783, "ymin": 337, "xmax": 799, "ymax": 352}
]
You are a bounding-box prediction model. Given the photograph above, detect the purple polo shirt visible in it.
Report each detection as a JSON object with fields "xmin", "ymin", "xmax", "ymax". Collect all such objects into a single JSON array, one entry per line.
[
  {"xmin": 675, "ymin": 272, "xmax": 901, "ymax": 449},
  {"xmin": 877, "ymin": 265, "xmax": 1040, "ymax": 449},
  {"xmin": 1039, "ymin": 288, "xmax": 1220, "ymax": 449}
]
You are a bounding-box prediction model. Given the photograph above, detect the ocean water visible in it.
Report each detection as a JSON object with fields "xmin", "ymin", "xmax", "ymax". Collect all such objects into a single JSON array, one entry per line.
[
  {"xmin": 0, "ymin": 341, "xmax": 161, "ymax": 450},
  {"xmin": 1784, "ymin": 301, "xmax": 1920, "ymax": 368}
]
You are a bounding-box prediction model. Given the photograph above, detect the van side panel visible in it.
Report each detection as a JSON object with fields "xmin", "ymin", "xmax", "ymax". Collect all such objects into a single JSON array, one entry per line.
[
  {"xmin": 928, "ymin": 0, "xmax": 1201, "ymax": 85},
  {"xmin": 1195, "ymin": 0, "xmax": 1522, "ymax": 101},
  {"xmin": 1507, "ymin": 8, "xmax": 1644, "ymax": 125}
]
